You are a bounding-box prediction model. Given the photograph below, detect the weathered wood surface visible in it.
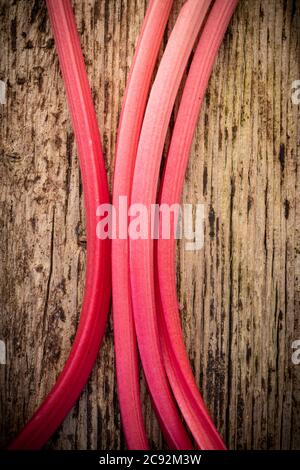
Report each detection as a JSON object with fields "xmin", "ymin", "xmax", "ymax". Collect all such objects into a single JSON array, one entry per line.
[{"xmin": 0, "ymin": 0, "xmax": 299, "ymax": 450}]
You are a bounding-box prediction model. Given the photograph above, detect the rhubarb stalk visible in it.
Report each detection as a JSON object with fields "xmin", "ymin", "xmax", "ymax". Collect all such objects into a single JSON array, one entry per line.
[
  {"xmin": 112, "ymin": 0, "xmax": 173, "ymax": 450},
  {"xmin": 130, "ymin": 0, "xmax": 211, "ymax": 450},
  {"xmin": 157, "ymin": 0, "xmax": 238, "ymax": 449},
  {"xmin": 9, "ymin": 0, "xmax": 111, "ymax": 449}
]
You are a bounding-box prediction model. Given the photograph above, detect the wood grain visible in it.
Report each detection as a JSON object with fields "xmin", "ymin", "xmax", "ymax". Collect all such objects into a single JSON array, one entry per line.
[{"xmin": 0, "ymin": 0, "xmax": 299, "ymax": 450}]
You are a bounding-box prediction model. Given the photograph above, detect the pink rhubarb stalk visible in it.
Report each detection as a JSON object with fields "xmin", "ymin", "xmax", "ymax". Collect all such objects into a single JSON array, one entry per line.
[
  {"xmin": 130, "ymin": 0, "xmax": 211, "ymax": 450},
  {"xmin": 9, "ymin": 0, "xmax": 111, "ymax": 449},
  {"xmin": 112, "ymin": 0, "xmax": 173, "ymax": 450},
  {"xmin": 157, "ymin": 0, "xmax": 238, "ymax": 449}
]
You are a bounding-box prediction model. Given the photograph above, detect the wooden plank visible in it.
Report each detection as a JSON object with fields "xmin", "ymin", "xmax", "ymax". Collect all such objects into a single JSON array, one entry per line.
[{"xmin": 0, "ymin": 0, "xmax": 299, "ymax": 450}]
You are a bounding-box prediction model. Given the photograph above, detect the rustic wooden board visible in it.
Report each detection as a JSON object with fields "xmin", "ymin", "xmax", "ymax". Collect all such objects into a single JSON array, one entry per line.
[{"xmin": 0, "ymin": 0, "xmax": 299, "ymax": 450}]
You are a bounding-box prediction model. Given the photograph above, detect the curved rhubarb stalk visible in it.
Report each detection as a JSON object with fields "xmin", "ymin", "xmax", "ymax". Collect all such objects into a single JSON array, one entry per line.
[
  {"xmin": 112, "ymin": 0, "xmax": 173, "ymax": 450},
  {"xmin": 157, "ymin": 0, "xmax": 238, "ymax": 449},
  {"xmin": 130, "ymin": 0, "xmax": 211, "ymax": 450},
  {"xmin": 9, "ymin": 0, "xmax": 111, "ymax": 449}
]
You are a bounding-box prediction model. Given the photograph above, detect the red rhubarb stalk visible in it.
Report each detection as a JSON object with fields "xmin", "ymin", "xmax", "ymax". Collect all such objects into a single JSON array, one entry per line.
[
  {"xmin": 112, "ymin": 0, "xmax": 173, "ymax": 450},
  {"xmin": 130, "ymin": 0, "xmax": 211, "ymax": 450},
  {"xmin": 157, "ymin": 0, "xmax": 238, "ymax": 449},
  {"xmin": 9, "ymin": 0, "xmax": 111, "ymax": 449}
]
